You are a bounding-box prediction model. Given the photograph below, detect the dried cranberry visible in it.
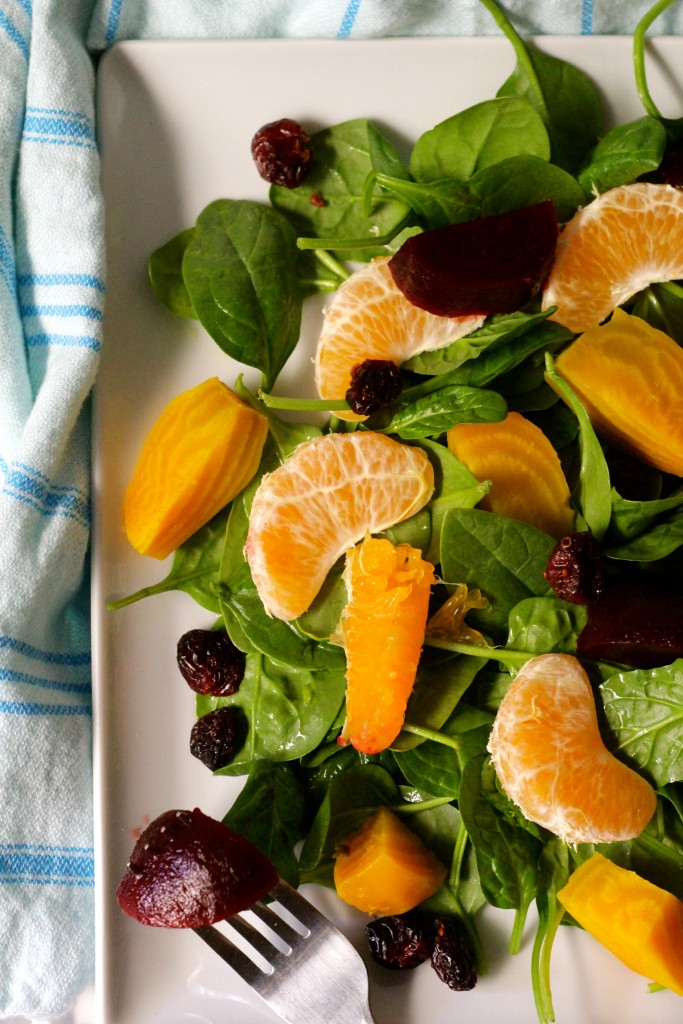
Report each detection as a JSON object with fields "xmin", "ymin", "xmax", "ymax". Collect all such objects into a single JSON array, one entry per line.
[
  {"xmin": 366, "ymin": 913, "xmax": 435, "ymax": 970},
  {"xmin": 177, "ymin": 629, "xmax": 245, "ymax": 696},
  {"xmin": 345, "ymin": 359, "xmax": 402, "ymax": 416},
  {"xmin": 190, "ymin": 706, "xmax": 244, "ymax": 771},
  {"xmin": 431, "ymin": 917, "xmax": 477, "ymax": 991},
  {"xmin": 543, "ymin": 532, "xmax": 607, "ymax": 605},
  {"xmin": 251, "ymin": 118, "xmax": 312, "ymax": 189}
]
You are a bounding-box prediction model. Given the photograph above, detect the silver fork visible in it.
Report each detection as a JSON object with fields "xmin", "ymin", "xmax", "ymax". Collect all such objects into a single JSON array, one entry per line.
[{"xmin": 194, "ymin": 878, "xmax": 377, "ymax": 1024}]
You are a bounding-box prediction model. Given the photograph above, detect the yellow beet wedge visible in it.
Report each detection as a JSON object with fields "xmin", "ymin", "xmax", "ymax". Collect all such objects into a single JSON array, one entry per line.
[
  {"xmin": 558, "ymin": 853, "xmax": 683, "ymax": 997},
  {"xmin": 339, "ymin": 535, "xmax": 435, "ymax": 755},
  {"xmin": 447, "ymin": 411, "xmax": 574, "ymax": 539},
  {"xmin": 553, "ymin": 309, "xmax": 683, "ymax": 476},
  {"xmin": 124, "ymin": 377, "xmax": 268, "ymax": 559},
  {"xmin": 334, "ymin": 807, "xmax": 447, "ymax": 916}
]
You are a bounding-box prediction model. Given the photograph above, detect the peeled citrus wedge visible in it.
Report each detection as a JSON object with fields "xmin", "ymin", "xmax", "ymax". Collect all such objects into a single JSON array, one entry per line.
[
  {"xmin": 245, "ymin": 431, "xmax": 434, "ymax": 621},
  {"xmin": 314, "ymin": 257, "xmax": 484, "ymax": 421},
  {"xmin": 488, "ymin": 653, "xmax": 656, "ymax": 844},
  {"xmin": 543, "ymin": 182, "xmax": 683, "ymax": 333}
]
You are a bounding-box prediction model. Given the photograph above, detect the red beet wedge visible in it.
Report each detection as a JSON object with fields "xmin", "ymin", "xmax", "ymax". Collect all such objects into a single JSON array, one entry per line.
[
  {"xmin": 116, "ymin": 808, "xmax": 278, "ymax": 928},
  {"xmin": 388, "ymin": 201, "xmax": 558, "ymax": 317}
]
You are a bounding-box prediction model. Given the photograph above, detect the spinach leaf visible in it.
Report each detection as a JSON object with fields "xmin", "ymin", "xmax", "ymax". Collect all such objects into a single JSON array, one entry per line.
[
  {"xmin": 295, "ymin": 568, "xmax": 347, "ymax": 642},
  {"xmin": 630, "ymin": 281, "xmax": 683, "ymax": 346},
  {"xmin": 600, "ymin": 660, "xmax": 683, "ymax": 786},
  {"xmin": 607, "ymin": 486, "xmax": 683, "ymax": 545},
  {"xmin": 271, "ymin": 119, "xmax": 410, "ymax": 260},
  {"xmin": 298, "ymin": 764, "xmax": 401, "ymax": 885},
  {"xmin": 440, "ymin": 508, "xmax": 555, "ymax": 637},
  {"xmin": 198, "ymin": 651, "xmax": 347, "ymax": 775},
  {"xmin": 483, "ymin": 0, "xmax": 603, "ymax": 172},
  {"xmin": 578, "ymin": 116, "xmax": 667, "ymax": 194},
  {"xmin": 404, "ymin": 308, "xmax": 555, "ymax": 377},
  {"xmin": 394, "ymin": 702, "xmax": 492, "ymax": 794},
  {"xmin": 148, "ymin": 227, "xmax": 196, "ymax": 319},
  {"xmin": 382, "ymin": 386, "xmax": 507, "ymax": 439},
  {"xmin": 468, "ymin": 154, "xmax": 587, "ymax": 222},
  {"xmin": 183, "ymin": 199, "xmax": 302, "ymax": 390},
  {"xmin": 411, "ymin": 438, "xmax": 490, "ymax": 565},
  {"xmin": 507, "ymin": 596, "xmax": 587, "ymax": 654},
  {"xmin": 409, "ymin": 97, "xmax": 550, "ymax": 183},
  {"xmin": 222, "ymin": 761, "xmax": 305, "ymax": 884},
  {"xmin": 606, "ymin": 509, "xmax": 683, "ymax": 562},
  {"xmin": 545, "ymin": 353, "xmax": 612, "ymax": 541},
  {"xmin": 393, "ymin": 657, "xmax": 487, "ymax": 753},
  {"xmin": 370, "ymin": 173, "xmax": 475, "ymax": 230},
  {"xmin": 108, "ymin": 504, "xmax": 230, "ymax": 613},
  {"xmin": 458, "ymin": 754, "xmax": 542, "ymax": 927}
]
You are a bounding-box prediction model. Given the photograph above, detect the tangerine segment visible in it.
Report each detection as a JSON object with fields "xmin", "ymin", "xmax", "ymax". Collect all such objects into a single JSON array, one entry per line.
[
  {"xmin": 553, "ymin": 308, "xmax": 683, "ymax": 476},
  {"xmin": 557, "ymin": 853, "xmax": 683, "ymax": 997},
  {"xmin": 487, "ymin": 653, "xmax": 656, "ymax": 844},
  {"xmin": 339, "ymin": 536, "xmax": 435, "ymax": 755},
  {"xmin": 447, "ymin": 412, "xmax": 574, "ymax": 539},
  {"xmin": 124, "ymin": 378, "xmax": 268, "ymax": 560},
  {"xmin": 245, "ymin": 432, "xmax": 434, "ymax": 621},
  {"xmin": 542, "ymin": 183, "xmax": 683, "ymax": 333},
  {"xmin": 314, "ymin": 257, "xmax": 485, "ymax": 421}
]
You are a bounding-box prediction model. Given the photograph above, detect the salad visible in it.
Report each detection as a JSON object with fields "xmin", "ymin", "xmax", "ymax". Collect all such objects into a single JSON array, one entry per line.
[{"xmin": 105, "ymin": 2, "xmax": 683, "ymax": 1021}]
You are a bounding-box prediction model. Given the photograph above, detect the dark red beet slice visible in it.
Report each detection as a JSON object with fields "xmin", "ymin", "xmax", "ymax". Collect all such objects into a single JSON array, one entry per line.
[
  {"xmin": 577, "ymin": 576, "xmax": 683, "ymax": 669},
  {"xmin": 388, "ymin": 201, "xmax": 558, "ymax": 316},
  {"xmin": 116, "ymin": 808, "xmax": 278, "ymax": 928}
]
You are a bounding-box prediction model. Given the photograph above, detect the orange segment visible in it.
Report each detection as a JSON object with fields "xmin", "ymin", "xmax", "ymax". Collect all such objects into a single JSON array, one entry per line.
[
  {"xmin": 543, "ymin": 183, "xmax": 683, "ymax": 333},
  {"xmin": 315, "ymin": 257, "xmax": 485, "ymax": 421},
  {"xmin": 124, "ymin": 377, "xmax": 267, "ymax": 559},
  {"xmin": 339, "ymin": 535, "xmax": 435, "ymax": 754},
  {"xmin": 245, "ymin": 432, "xmax": 434, "ymax": 621},
  {"xmin": 487, "ymin": 653, "xmax": 656, "ymax": 844},
  {"xmin": 447, "ymin": 412, "xmax": 574, "ymax": 539}
]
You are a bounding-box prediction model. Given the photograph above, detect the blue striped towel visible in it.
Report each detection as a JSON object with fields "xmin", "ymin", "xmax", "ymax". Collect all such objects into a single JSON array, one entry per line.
[{"xmin": 1, "ymin": 1, "xmax": 681, "ymax": 1020}]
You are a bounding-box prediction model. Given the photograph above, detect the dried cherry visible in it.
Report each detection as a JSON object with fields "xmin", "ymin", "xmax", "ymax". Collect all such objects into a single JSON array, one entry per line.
[
  {"xmin": 544, "ymin": 532, "xmax": 607, "ymax": 605},
  {"xmin": 190, "ymin": 706, "xmax": 244, "ymax": 771},
  {"xmin": 345, "ymin": 359, "xmax": 402, "ymax": 416},
  {"xmin": 177, "ymin": 628, "xmax": 245, "ymax": 696},
  {"xmin": 366, "ymin": 912, "xmax": 435, "ymax": 970},
  {"xmin": 251, "ymin": 118, "xmax": 312, "ymax": 189},
  {"xmin": 431, "ymin": 917, "xmax": 477, "ymax": 991}
]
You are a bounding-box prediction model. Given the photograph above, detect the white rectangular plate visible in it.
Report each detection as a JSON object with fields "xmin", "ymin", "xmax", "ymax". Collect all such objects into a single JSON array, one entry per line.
[{"xmin": 94, "ymin": 36, "xmax": 683, "ymax": 1024}]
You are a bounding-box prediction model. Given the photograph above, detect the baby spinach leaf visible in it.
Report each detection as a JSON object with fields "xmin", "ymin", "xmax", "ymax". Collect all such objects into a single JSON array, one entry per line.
[
  {"xmin": 270, "ymin": 119, "xmax": 410, "ymax": 260},
  {"xmin": 458, "ymin": 754, "xmax": 542, "ymax": 916},
  {"xmin": 392, "ymin": 657, "xmax": 486, "ymax": 753},
  {"xmin": 383, "ymin": 385, "xmax": 507, "ymax": 439},
  {"xmin": 606, "ymin": 508, "xmax": 683, "ymax": 562},
  {"xmin": 148, "ymin": 227, "xmax": 196, "ymax": 319},
  {"xmin": 298, "ymin": 764, "xmax": 401, "ymax": 884},
  {"xmin": 507, "ymin": 596, "xmax": 587, "ymax": 654},
  {"xmin": 108, "ymin": 504, "xmax": 230, "ymax": 613},
  {"xmin": 600, "ymin": 660, "xmax": 683, "ymax": 786},
  {"xmin": 468, "ymin": 154, "xmax": 587, "ymax": 223},
  {"xmin": 629, "ymin": 281, "xmax": 683, "ymax": 346},
  {"xmin": 497, "ymin": 46, "xmax": 603, "ymax": 172},
  {"xmin": 295, "ymin": 568, "xmax": 347, "ymax": 643},
  {"xmin": 183, "ymin": 199, "xmax": 302, "ymax": 391},
  {"xmin": 394, "ymin": 700, "xmax": 492, "ymax": 794},
  {"xmin": 409, "ymin": 96, "xmax": 550, "ymax": 183},
  {"xmin": 222, "ymin": 761, "xmax": 305, "ymax": 885},
  {"xmin": 578, "ymin": 116, "xmax": 667, "ymax": 194},
  {"xmin": 607, "ymin": 486, "xmax": 683, "ymax": 545},
  {"xmin": 199, "ymin": 651, "xmax": 347, "ymax": 775},
  {"xmin": 544, "ymin": 354, "xmax": 611, "ymax": 541},
  {"xmin": 404, "ymin": 308, "xmax": 555, "ymax": 377},
  {"xmin": 370, "ymin": 173, "xmax": 475, "ymax": 230},
  {"xmin": 440, "ymin": 509, "xmax": 555, "ymax": 637}
]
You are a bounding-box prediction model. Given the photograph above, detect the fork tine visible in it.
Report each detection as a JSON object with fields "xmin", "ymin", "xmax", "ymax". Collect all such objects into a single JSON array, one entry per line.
[
  {"xmin": 249, "ymin": 900, "xmax": 302, "ymax": 946},
  {"xmin": 193, "ymin": 924, "xmax": 265, "ymax": 985},
  {"xmin": 228, "ymin": 913, "xmax": 288, "ymax": 961},
  {"xmin": 270, "ymin": 879, "xmax": 326, "ymax": 932}
]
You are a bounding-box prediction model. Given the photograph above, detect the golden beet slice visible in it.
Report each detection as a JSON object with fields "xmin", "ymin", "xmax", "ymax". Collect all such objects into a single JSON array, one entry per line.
[
  {"xmin": 553, "ymin": 308, "xmax": 683, "ymax": 475},
  {"xmin": 447, "ymin": 411, "xmax": 574, "ymax": 539}
]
